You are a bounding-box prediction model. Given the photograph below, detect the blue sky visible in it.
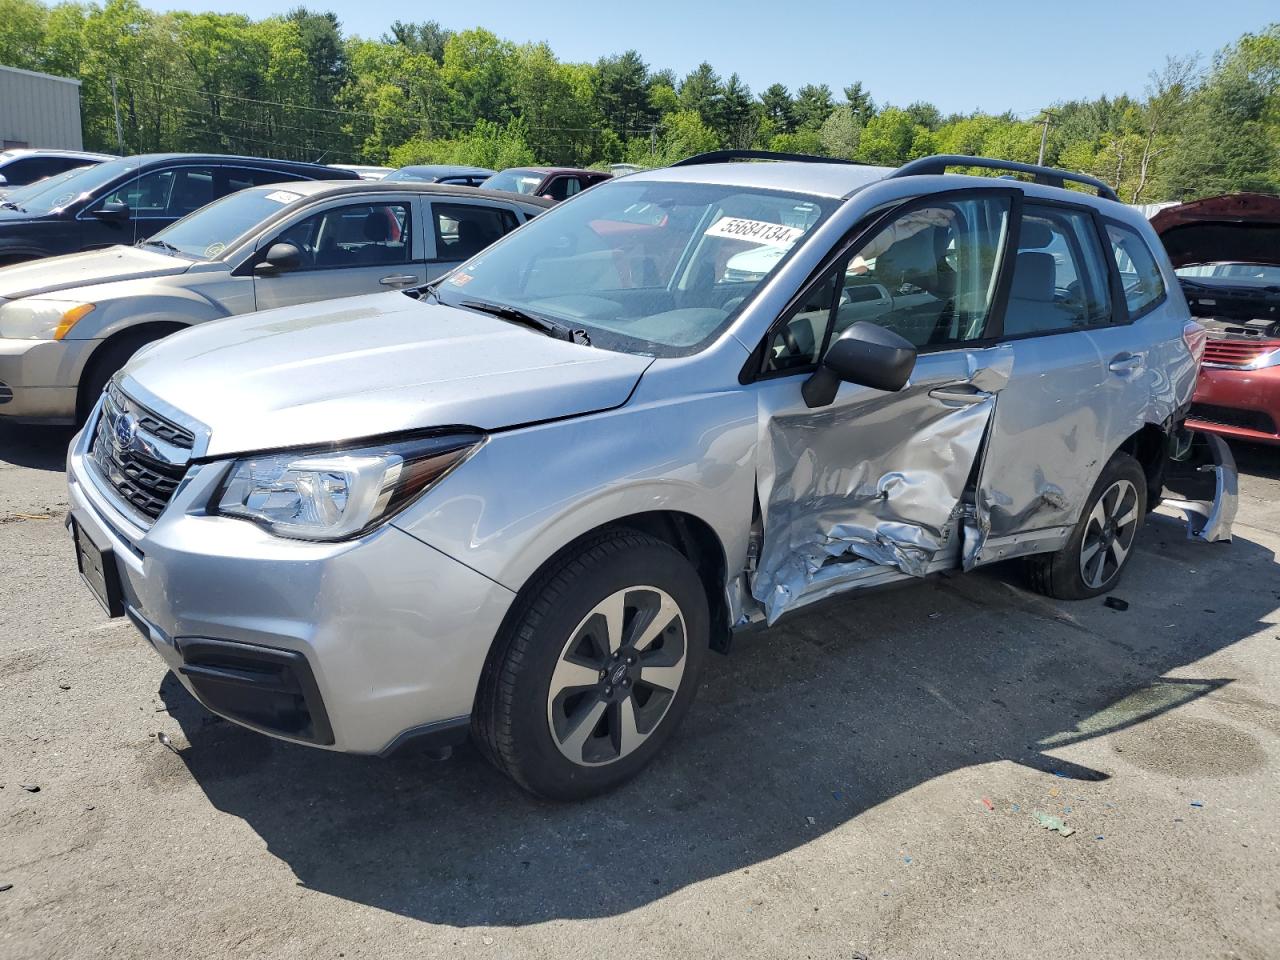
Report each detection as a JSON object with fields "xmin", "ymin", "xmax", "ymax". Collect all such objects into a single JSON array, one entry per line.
[{"xmin": 145, "ymin": 0, "xmax": 1277, "ymax": 116}]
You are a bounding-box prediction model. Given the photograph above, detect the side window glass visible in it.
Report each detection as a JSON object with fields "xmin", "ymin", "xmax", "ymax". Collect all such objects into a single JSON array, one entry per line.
[
  {"xmin": 765, "ymin": 196, "xmax": 1012, "ymax": 372},
  {"xmin": 274, "ymin": 202, "xmax": 411, "ymax": 271},
  {"xmin": 1105, "ymin": 222, "xmax": 1166, "ymax": 318},
  {"xmin": 432, "ymin": 203, "xmax": 519, "ymax": 261},
  {"xmin": 546, "ymin": 177, "xmax": 582, "ymax": 202},
  {"xmin": 1004, "ymin": 205, "xmax": 1112, "ymax": 336},
  {"xmin": 99, "ymin": 167, "xmax": 215, "ymax": 218}
]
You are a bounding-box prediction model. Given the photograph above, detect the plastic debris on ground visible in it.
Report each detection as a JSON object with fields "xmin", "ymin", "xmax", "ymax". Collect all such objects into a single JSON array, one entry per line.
[
  {"xmin": 1190, "ymin": 801, "xmax": 1205, "ymax": 808},
  {"xmin": 1033, "ymin": 811, "xmax": 1075, "ymax": 837},
  {"xmin": 1104, "ymin": 596, "xmax": 1130, "ymax": 611},
  {"xmin": 0, "ymin": 883, "xmax": 12, "ymax": 892},
  {"xmin": 981, "ymin": 797, "xmax": 994, "ymax": 811}
]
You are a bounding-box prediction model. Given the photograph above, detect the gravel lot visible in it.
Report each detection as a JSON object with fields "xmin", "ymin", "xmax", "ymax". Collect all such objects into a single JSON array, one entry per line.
[{"xmin": 1, "ymin": 420, "xmax": 1277, "ymax": 960}]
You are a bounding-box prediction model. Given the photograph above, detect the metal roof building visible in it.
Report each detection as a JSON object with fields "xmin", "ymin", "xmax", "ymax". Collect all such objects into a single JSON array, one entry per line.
[{"xmin": 0, "ymin": 65, "xmax": 84, "ymax": 150}]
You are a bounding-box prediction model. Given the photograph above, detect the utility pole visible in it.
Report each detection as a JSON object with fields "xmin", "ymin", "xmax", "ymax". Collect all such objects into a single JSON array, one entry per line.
[
  {"xmin": 110, "ymin": 76, "xmax": 125, "ymax": 154},
  {"xmin": 1036, "ymin": 111, "xmax": 1056, "ymax": 166}
]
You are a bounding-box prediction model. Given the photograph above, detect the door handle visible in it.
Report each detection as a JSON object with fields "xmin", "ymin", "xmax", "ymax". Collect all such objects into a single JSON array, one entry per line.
[
  {"xmin": 928, "ymin": 384, "xmax": 992, "ymax": 406},
  {"xmin": 1108, "ymin": 353, "xmax": 1142, "ymax": 374},
  {"xmin": 380, "ymin": 274, "xmax": 420, "ymax": 287}
]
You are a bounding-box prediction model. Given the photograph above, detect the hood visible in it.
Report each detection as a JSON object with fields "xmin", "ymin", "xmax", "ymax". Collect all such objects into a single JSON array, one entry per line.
[
  {"xmin": 0, "ymin": 246, "xmax": 191, "ymax": 300},
  {"xmin": 122, "ymin": 291, "xmax": 653, "ymax": 457},
  {"xmin": 1150, "ymin": 193, "xmax": 1280, "ymax": 269}
]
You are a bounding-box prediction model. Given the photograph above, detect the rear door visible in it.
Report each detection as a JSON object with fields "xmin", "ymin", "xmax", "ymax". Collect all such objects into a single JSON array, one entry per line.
[
  {"xmin": 253, "ymin": 195, "xmax": 424, "ymax": 310},
  {"xmin": 424, "ymin": 198, "xmax": 523, "ymax": 280},
  {"xmin": 967, "ymin": 201, "xmax": 1123, "ymax": 566},
  {"xmin": 751, "ymin": 189, "xmax": 1019, "ymax": 622}
]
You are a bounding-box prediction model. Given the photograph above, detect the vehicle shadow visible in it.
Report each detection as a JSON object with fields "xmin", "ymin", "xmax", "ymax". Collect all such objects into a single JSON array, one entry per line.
[
  {"xmin": 1229, "ymin": 439, "xmax": 1279, "ymax": 481},
  {"xmin": 0, "ymin": 420, "xmax": 76, "ymax": 472},
  {"xmin": 159, "ymin": 512, "xmax": 1276, "ymax": 926}
]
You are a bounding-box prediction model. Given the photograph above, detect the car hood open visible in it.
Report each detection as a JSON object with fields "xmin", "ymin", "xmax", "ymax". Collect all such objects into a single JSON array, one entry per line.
[
  {"xmin": 122, "ymin": 291, "xmax": 653, "ymax": 458},
  {"xmin": 1150, "ymin": 193, "xmax": 1280, "ymax": 269},
  {"xmin": 0, "ymin": 245, "xmax": 190, "ymax": 300}
]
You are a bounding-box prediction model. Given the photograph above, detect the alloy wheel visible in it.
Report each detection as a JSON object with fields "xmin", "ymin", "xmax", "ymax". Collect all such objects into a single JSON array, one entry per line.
[
  {"xmin": 546, "ymin": 586, "xmax": 687, "ymax": 767},
  {"xmin": 1079, "ymin": 478, "xmax": 1140, "ymax": 589}
]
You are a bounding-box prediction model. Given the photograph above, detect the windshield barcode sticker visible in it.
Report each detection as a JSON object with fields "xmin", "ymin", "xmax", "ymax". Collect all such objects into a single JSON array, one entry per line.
[
  {"xmin": 265, "ymin": 190, "xmax": 302, "ymax": 204},
  {"xmin": 705, "ymin": 217, "xmax": 806, "ymax": 246}
]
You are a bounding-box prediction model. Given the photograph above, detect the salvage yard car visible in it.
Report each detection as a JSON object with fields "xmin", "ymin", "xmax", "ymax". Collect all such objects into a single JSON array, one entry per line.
[
  {"xmin": 65, "ymin": 151, "xmax": 1236, "ymax": 799},
  {"xmin": 481, "ymin": 166, "xmax": 612, "ymax": 201},
  {"xmin": 0, "ymin": 153, "xmax": 358, "ymax": 266},
  {"xmin": 1150, "ymin": 193, "xmax": 1280, "ymax": 445},
  {"xmin": 0, "ymin": 180, "xmax": 550, "ymax": 423}
]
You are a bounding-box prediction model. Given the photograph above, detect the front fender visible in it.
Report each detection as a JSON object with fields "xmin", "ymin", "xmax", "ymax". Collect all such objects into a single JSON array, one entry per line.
[{"xmin": 392, "ymin": 390, "xmax": 760, "ymax": 595}]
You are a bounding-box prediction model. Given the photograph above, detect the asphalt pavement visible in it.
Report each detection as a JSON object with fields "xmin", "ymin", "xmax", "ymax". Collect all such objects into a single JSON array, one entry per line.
[{"xmin": 1, "ymin": 419, "xmax": 1277, "ymax": 960}]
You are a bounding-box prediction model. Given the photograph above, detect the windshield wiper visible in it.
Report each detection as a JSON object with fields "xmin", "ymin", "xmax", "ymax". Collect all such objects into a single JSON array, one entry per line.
[
  {"xmin": 138, "ymin": 238, "xmax": 185, "ymax": 255},
  {"xmin": 459, "ymin": 299, "xmax": 591, "ymax": 346},
  {"xmin": 0, "ymin": 200, "xmax": 25, "ymax": 212}
]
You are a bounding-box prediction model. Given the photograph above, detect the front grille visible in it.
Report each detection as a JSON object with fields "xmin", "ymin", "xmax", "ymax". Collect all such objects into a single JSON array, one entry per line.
[
  {"xmin": 1202, "ymin": 337, "xmax": 1280, "ymax": 367},
  {"xmin": 0, "ymin": 382, "xmax": 11, "ymax": 405},
  {"xmin": 1188, "ymin": 402, "xmax": 1278, "ymax": 435},
  {"xmin": 89, "ymin": 385, "xmax": 194, "ymax": 522}
]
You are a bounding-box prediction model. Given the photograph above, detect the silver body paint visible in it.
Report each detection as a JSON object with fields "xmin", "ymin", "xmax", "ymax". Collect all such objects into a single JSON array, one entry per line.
[{"xmin": 64, "ymin": 163, "xmax": 1234, "ymax": 753}]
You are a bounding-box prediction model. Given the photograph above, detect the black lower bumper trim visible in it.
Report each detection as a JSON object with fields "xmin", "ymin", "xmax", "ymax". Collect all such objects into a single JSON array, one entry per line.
[
  {"xmin": 176, "ymin": 637, "xmax": 334, "ymax": 746},
  {"xmin": 378, "ymin": 716, "xmax": 471, "ymax": 757}
]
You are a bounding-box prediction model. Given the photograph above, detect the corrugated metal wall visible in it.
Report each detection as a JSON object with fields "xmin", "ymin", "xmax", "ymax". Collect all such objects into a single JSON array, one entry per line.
[{"xmin": 0, "ymin": 66, "xmax": 84, "ymax": 150}]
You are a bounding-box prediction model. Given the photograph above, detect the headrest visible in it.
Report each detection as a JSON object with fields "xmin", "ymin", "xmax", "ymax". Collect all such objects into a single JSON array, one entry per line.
[
  {"xmin": 363, "ymin": 210, "xmax": 391, "ymax": 242},
  {"xmin": 1010, "ymin": 251, "xmax": 1056, "ymax": 300},
  {"xmin": 1019, "ymin": 219, "xmax": 1054, "ymax": 249}
]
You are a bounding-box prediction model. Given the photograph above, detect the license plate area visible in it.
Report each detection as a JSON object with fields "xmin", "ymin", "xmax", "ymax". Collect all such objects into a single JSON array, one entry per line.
[{"xmin": 71, "ymin": 513, "xmax": 125, "ymax": 618}]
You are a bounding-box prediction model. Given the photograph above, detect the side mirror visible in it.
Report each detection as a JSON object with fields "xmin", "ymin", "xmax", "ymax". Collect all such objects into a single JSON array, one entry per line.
[
  {"xmin": 254, "ymin": 242, "xmax": 302, "ymax": 274},
  {"xmin": 0, "ymin": 174, "xmax": 8, "ymax": 187},
  {"xmin": 801, "ymin": 322, "xmax": 917, "ymax": 408},
  {"xmin": 91, "ymin": 199, "xmax": 130, "ymax": 223}
]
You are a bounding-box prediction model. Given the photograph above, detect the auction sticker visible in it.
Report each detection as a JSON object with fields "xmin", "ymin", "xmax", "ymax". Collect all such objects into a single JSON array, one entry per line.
[
  {"xmin": 449, "ymin": 272, "xmax": 474, "ymax": 287},
  {"xmin": 705, "ymin": 217, "xmax": 805, "ymax": 246},
  {"xmin": 265, "ymin": 190, "xmax": 302, "ymax": 204}
]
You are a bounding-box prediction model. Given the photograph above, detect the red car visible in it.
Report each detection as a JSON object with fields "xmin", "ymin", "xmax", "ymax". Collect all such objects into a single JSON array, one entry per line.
[
  {"xmin": 1152, "ymin": 194, "xmax": 1280, "ymax": 445},
  {"xmin": 480, "ymin": 167, "xmax": 611, "ymax": 202}
]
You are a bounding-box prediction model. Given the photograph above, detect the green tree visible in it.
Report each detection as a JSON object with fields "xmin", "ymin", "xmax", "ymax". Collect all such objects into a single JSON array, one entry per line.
[
  {"xmin": 793, "ymin": 83, "xmax": 834, "ymax": 130},
  {"xmin": 760, "ymin": 83, "xmax": 795, "ymax": 133},
  {"xmin": 678, "ymin": 62, "xmax": 723, "ymax": 129},
  {"xmin": 717, "ymin": 73, "xmax": 757, "ymax": 148},
  {"xmin": 594, "ymin": 50, "xmax": 654, "ymax": 140},
  {"xmin": 819, "ymin": 105, "xmax": 860, "ymax": 159},
  {"xmin": 843, "ymin": 81, "xmax": 875, "ymax": 125}
]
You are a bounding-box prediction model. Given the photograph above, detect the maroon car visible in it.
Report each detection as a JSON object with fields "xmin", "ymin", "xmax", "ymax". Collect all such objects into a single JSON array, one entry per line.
[
  {"xmin": 1152, "ymin": 193, "xmax": 1280, "ymax": 446},
  {"xmin": 480, "ymin": 166, "xmax": 611, "ymax": 202}
]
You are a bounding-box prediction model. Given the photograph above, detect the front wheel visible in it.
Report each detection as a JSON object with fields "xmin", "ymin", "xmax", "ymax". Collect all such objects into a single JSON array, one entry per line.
[
  {"xmin": 1027, "ymin": 452, "xmax": 1147, "ymax": 600},
  {"xmin": 473, "ymin": 530, "xmax": 708, "ymax": 799}
]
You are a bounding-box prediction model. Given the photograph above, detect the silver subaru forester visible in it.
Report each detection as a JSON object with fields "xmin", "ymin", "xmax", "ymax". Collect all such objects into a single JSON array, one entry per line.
[{"xmin": 65, "ymin": 152, "xmax": 1236, "ymax": 798}]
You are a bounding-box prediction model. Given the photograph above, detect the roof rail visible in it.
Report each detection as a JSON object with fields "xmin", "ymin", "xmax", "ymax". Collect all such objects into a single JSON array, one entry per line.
[
  {"xmin": 671, "ymin": 149, "xmax": 858, "ymax": 167},
  {"xmin": 890, "ymin": 154, "xmax": 1120, "ymax": 201}
]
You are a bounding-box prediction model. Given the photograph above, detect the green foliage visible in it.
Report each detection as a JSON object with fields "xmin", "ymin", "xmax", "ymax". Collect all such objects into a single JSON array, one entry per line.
[{"xmin": 2, "ymin": 3, "xmax": 1276, "ymax": 198}]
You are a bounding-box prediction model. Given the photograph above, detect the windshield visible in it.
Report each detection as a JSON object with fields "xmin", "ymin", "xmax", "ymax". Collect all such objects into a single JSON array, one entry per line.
[
  {"xmin": 1177, "ymin": 263, "xmax": 1280, "ymax": 283},
  {"xmin": 383, "ymin": 169, "xmax": 429, "ymax": 182},
  {"xmin": 434, "ymin": 179, "xmax": 835, "ymax": 356},
  {"xmin": 483, "ymin": 170, "xmax": 544, "ymax": 195},
  {"xmin": 149, "ymin": 186, "xmax": 303, "ymax": 259},
  {"xmin": 0, "ymin": 167, "xmax": 82, "ymax": 204},
  {"xmin": 17, "ymin": 157, "xmax": 141, "ymax": 214}
]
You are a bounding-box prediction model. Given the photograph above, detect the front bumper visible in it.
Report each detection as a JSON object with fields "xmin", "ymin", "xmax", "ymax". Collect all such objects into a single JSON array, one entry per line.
[
  {"xmin": 0, "ymin": 336, "xmax": 96, "ymax": 422},
  {"xmin": 65, "ymin": 417, "xmax": 517, "ymax": 754},
  {"xmin": 1187, "ymin": 364, "xmax": 1280, "ymax": 445}
]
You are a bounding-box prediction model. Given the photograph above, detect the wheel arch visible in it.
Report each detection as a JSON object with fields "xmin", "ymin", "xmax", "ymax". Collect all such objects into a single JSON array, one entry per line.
[
  {"xmin": 1115, "ymin": 420, "xmax": 1171, "ymax": 508},
  {"xmin": 76, "ymin": 319, "xmax": 189, "ymax": 417}
]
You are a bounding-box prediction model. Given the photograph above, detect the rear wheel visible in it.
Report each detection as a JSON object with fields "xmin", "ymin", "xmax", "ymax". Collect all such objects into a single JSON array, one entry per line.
[
  {"xmin": 473, "ymin": 530, "xmax": 708, "ymax": 799},
  {"xmin": 1027, "ymin": 452, "xmax": 1147, "ymax": 600}
]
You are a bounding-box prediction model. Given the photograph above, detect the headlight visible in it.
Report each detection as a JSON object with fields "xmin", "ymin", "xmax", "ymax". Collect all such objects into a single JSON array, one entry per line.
[
  {"xmin": 0, "ymin": 299, "xmax": 95, "ymax": 340},
  {"xmin": 214, "ymin": 433, "xmax": 483, "ymax": 541}
]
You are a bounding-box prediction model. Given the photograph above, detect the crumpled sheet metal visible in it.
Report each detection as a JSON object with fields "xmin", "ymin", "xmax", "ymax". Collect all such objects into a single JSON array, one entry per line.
[{"xmin": 753, "ymin": 349, "xmax": 1008, "ymax": 624}]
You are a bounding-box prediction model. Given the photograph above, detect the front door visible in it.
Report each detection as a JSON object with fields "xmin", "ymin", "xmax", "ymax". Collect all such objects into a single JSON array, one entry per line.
[
  {"xmin": 80, "ymin": 165, "xmax": 216, "ymax": 249},
  {"xmin": 253, "ymin": 197, "xmax": 425, "ymax": 311},
  {"xmin": 751, "ymin": 190, "xmax": 1018, "ymax": 622}
]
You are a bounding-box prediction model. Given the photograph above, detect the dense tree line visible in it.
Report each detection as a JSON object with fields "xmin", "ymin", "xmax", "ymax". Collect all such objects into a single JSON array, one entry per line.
[{"xmin": 2, "ymin": 0, "xmax": 1277, "ymax": 201}]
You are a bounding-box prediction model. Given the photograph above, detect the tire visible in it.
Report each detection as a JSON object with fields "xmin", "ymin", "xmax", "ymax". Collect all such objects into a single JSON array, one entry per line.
[
  {"xmin": 77, "ymin": 329, "xmax": 175, "ymax": 425},
  {"xmin": 473, "ymin": 529, "xmax": 709, "ymax": 800},
  {"xmin": 1027, "ymin": 452, "xmax": 1148, "ymax": 600}
]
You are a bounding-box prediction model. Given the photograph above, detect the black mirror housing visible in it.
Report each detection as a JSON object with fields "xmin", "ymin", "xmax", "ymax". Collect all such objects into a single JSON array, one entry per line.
[
  {"xmin": 256, "ymin": 242, "xmax": 302, "ymax": 274},
  {"xmin": 802, "ymin": 322, "xmax": 917, "ymax": 408},
  {"xmin": 92, "ymin": 199, "xmax": 130, "ymax": 223}
]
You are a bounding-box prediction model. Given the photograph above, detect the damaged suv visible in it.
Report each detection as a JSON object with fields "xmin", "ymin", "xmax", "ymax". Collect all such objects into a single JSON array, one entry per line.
[{"xmin": 66, "ymin": 152, "xmax": 1235, "ymax": 799}]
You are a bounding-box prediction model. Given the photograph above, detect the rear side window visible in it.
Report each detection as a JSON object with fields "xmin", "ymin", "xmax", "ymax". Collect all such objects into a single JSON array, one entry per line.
[
  {"xmin": 1106, "ymin": 222, "xmax": 1166, "ymax": 318},
  {"xmin": 1003, "ymin": 205, "xmax": 1112, "ymax": 336},
  {"xmin": 545, "ymin": 177, "xmax": 583, "ymax": 202},
  {"xmin": 431, "ymin": 202, "xmax": 519, "ymax": 261}
]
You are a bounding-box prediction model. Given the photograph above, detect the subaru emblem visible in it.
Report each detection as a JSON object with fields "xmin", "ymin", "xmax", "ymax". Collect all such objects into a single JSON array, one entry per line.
[{"xmin": 114, "ymin": 411, "xmax": 137, "ymax": 449}]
